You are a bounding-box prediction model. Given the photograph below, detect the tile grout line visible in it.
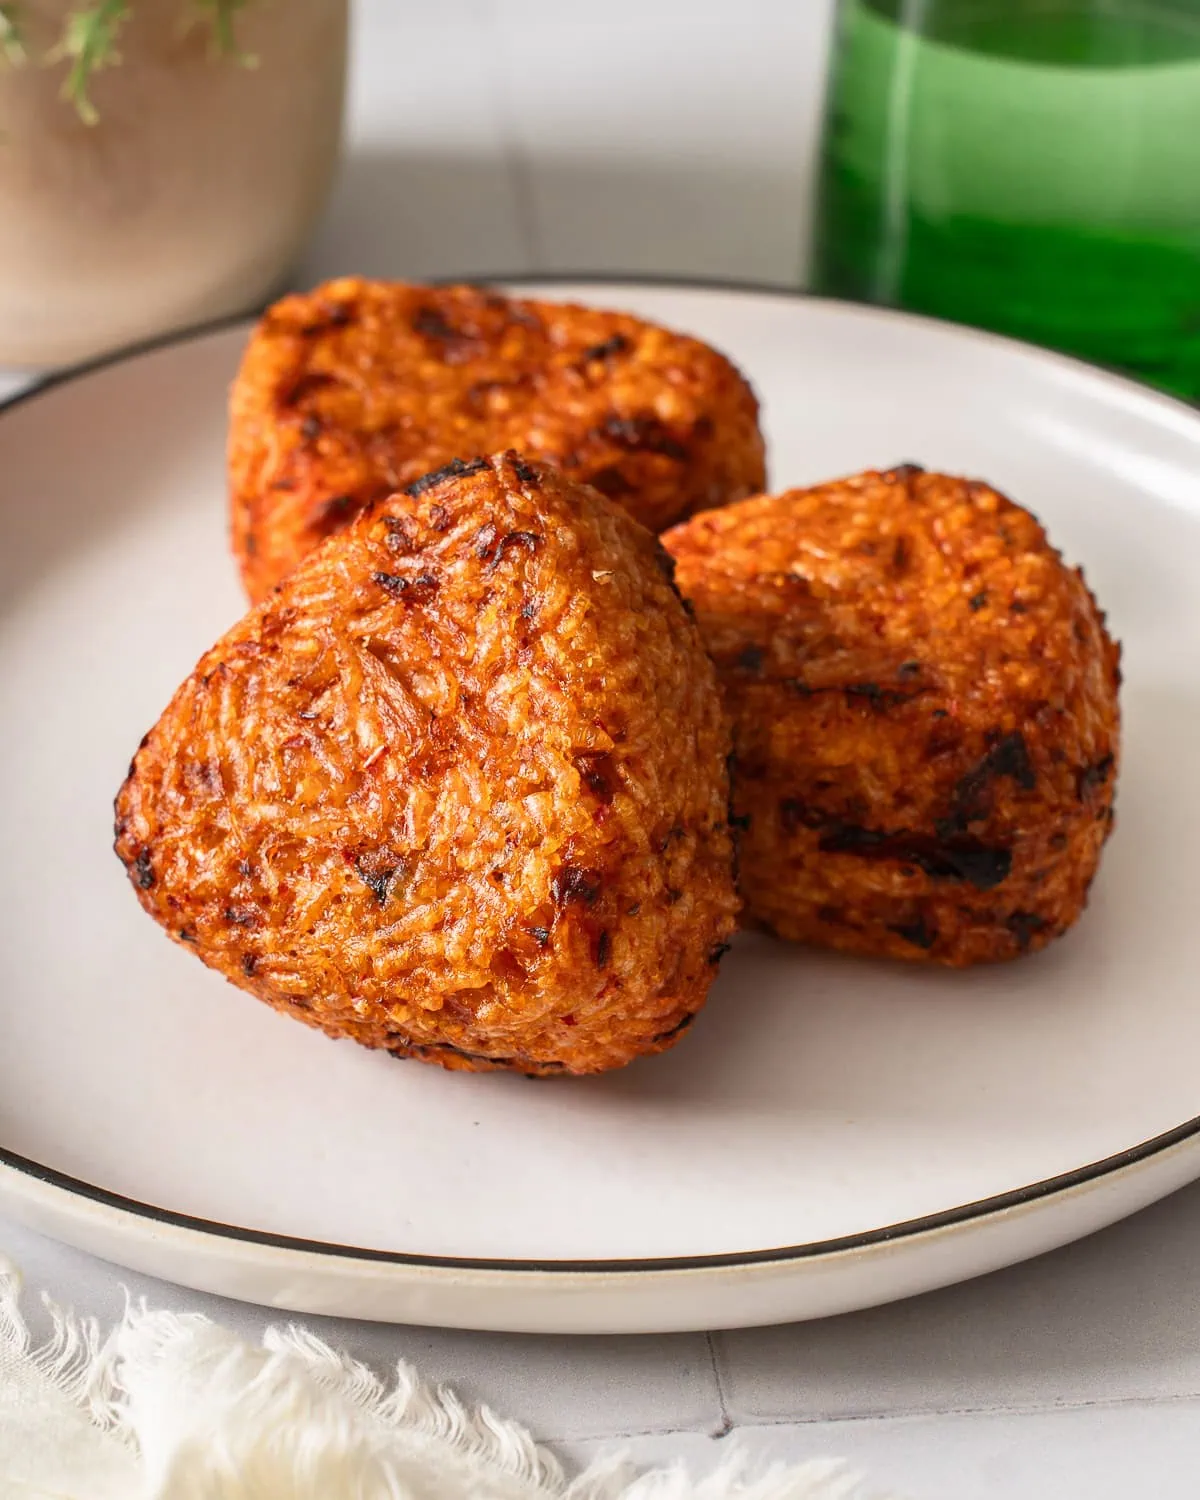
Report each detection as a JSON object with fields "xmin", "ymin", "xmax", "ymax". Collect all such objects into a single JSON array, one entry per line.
[
  {"xmin": 539, "ymin": 1389, "xmax": 1200, "ymax": 1448},
  {"xmin": 542, "ymin": 1421, "xmax": 719, "ymax": 1449},
  {"xmin": 476, "ymin": 0, "xmax": 542, "ymax": 271},
  {"xmin": 705, "ymin": 1331, "xmax": 734, "ymax": 1438},
  {"xmin": 704, "ymin": 1390, "xmax": 1200, "ymax": 1431}
]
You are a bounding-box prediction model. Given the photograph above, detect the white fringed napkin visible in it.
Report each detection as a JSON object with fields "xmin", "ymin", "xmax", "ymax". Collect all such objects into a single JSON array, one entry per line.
[{"xmin": 0, "ymin": 1256, "xmax": 890, "ymax": 1500}]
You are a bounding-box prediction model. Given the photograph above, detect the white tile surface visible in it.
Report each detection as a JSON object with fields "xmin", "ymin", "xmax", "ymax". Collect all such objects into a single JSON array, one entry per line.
[
  {"xmin": 483, "ymin": 0, "xmax": 832, "ymax": 283},
  {"xmin": 714, "ymin": 1180, "xmax": 1200, "ymax": 1422},
  {"xmin": 302, "ymin": 0, "xmax": 832, "ymax": 289},
  {"xmin": 301, "ymin": 0, "xmax": 531, "ymax": 283},
  {"xmin": 566, "ymin": 1404, "xmax": 1200, "ymax": 1500}
]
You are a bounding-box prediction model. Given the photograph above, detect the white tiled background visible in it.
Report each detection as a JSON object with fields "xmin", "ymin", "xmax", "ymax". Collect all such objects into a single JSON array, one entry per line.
[
  {"xmin": 303, "ymin": 0, "xmax": 836, "ymax": 288},
  {"xmin": 5, "ymin": 3, "xmax": 1200, "ymax": 1495}
]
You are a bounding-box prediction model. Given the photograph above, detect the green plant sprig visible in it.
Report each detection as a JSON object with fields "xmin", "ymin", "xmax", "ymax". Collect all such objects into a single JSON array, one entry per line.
[
  {"xmin": 0, "ymin": 1, "xmax": 255, "ymax": 123},
  {"xmin": 0, "ymin": 3, "xmax": 26, "ymax": 66},
  {"xmin": 46, "ymin": 0, "xmax": 131, "ymax": 126},
  {"xmin": 190, "ymin": 0, "xmax": 255, "ymax": 64}
]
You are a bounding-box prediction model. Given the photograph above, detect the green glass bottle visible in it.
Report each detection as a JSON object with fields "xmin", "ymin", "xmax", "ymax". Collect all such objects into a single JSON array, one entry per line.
[{"xmin": 812, "ymin": 0, "xmax": 1200, "ymax": 399}]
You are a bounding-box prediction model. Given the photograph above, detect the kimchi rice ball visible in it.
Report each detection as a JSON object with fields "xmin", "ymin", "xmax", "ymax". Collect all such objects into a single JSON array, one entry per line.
[
  {"xmin": 663, "ymin": 466, "xmax": 1121, "ymax": 967},
  {"xmin": 229, "ymin": 278, "xmax": 766, "ymax": 600},
  {"xmin": 116, "ymin": 453, "xmax": 738, "ymax": 1075}
]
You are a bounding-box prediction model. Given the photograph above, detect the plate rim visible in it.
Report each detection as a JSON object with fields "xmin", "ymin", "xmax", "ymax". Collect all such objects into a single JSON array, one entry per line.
[
  {"xmin": 4, "ymin": 273, "xmax": 1198, "ymax": 1279},
  {"xmin": 6, "ymin": 1113, "xmax": 1200, "ymax": 1276}
]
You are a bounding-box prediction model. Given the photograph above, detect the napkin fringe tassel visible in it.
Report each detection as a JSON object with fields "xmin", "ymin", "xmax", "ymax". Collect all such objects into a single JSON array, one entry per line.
[{"xmin": 0, "ymin": 1256, "xmax": 877, "ymax": 1500}]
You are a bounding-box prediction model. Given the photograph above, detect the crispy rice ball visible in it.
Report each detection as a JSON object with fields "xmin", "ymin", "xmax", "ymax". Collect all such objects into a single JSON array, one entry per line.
[
  {"xmin": 229, "ymin": 278, "xmax": 766, "ymax": 601},
  {"xmin": 115, "ymin": 453, "xmax": 738, "ymax": 1075},
  {"xmin": 663, "ymin": 467, "xmax": 1121, "ymax": 967}
]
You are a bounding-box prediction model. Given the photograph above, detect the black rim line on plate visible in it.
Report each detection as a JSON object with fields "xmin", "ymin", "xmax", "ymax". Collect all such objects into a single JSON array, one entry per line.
[
  {"xmin": 2, "ymin": 272, "xmax": 1195, "ymax": 1277},
  {"xmin": 5, "ymin": 1114, "xmax": 1200, "ymax": 1274}
]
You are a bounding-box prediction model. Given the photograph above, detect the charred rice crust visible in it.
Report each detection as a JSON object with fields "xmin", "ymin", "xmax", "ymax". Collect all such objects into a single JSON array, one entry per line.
[
  {"xmin": 229, "ymin": 279, "xmax": 767, "ymax": 601},
  {"xmin": 116, "ymin": 454, "xmax": 738, "ymax": 1073},
  {"xmin": 663, "ymin": 468, "xmax": 1122, "ymax": 967}
]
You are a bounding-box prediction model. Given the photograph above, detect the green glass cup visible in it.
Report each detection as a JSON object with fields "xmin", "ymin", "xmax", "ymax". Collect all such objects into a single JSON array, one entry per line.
[{"xmin": 811, "ymin": 0, "xmax": 1200, "ymax": 399}]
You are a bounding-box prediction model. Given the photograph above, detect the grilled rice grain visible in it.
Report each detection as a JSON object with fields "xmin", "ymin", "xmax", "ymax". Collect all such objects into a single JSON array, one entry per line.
[
  {"xmin": 663, "ymin": 467, "xmax": 1121, "ymax": 966},
  {"xmin": 229, "ymin": 279, "xmax": 766, "ymax": 600},
  {"xmin": 116, "ymin": 453, "xmax": 738, "ymax": 1074}
]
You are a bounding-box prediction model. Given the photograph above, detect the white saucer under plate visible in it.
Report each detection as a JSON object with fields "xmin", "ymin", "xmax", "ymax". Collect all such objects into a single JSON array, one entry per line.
[{"xmin": 1, "ymin": 280, "xmax": 1198, "ymax": 1333}]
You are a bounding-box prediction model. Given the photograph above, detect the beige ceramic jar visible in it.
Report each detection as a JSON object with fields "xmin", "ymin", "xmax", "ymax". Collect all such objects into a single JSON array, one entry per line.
[{"xmin": 0, "ymin": 0, "xmax": 347, "ymax": 367}]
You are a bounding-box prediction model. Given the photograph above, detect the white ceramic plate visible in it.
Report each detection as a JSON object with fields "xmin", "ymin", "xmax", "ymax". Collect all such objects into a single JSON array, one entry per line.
[{"xmin": 2, "ymin": 280, "xmax": 1199, "ymax": 1334}]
